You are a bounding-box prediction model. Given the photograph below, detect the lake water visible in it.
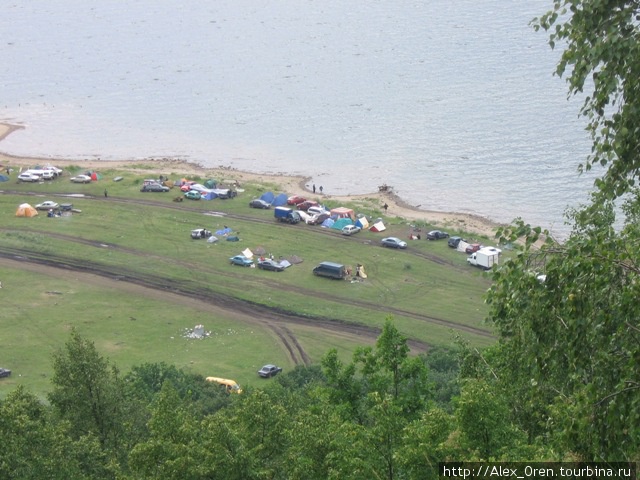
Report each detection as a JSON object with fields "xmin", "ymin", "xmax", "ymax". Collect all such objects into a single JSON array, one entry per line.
[{"xmin": 0, "ymin": 1, "xmax": 598, "ymax": 238}]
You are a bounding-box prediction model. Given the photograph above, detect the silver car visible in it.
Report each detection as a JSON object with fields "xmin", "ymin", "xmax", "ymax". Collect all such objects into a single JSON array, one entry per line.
[{"xmin": 381, "ymin": 237, "xmax": 407, "ymax": 249}]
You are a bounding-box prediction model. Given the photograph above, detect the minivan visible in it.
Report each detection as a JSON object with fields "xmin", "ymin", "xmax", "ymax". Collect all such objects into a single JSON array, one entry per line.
[{"xmin": 312, "ymin": 261, "xmax": 347, "ymax": 279}]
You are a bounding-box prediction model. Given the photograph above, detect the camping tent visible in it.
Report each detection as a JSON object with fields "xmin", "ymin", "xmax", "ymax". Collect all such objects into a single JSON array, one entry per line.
[
  {"xmin": 15, "ymin": 203, "xmax": 38, "ymax": 217},
  {"xmin": 207, "ymin": 236, "xmax": 219, "ymax": 243},
  {"xmin": 242, "ymin": 248, "xmax": 253, "ymax": 258},
  {"xmin": 331, "ymin": 218, "xmax": 353, "ymax": 230},
  {"xmin": 321, "ymin": 218, "xmax": 335, "ymax": 228},
  {"xmin": 355, "ymin": 216, "xmax": 369, "ymax": 229},
  {"xmin": 369, "ymin": 221, "xmax": 386, "ymax": 232},
  {"xmin": 204, "ymin": 179, "xmax": 217, "ymax": 189},
  {"xmin": 272, "ymin": 193, "xmax": 288, "ymax": 206},
  {"xmin": 201, "ymin": 190, "xmax": 217, "ymax": 200},
  {"xmin": 330, "ymin": 207, "xmax": 355, "ymax": 221},
  {"xmin": 260, "ymin": 192, "xmax": 275, "ymax": 204},
  {"xmin": 0, "ymin": 174, "xmax": 9, "ymax": 182}
]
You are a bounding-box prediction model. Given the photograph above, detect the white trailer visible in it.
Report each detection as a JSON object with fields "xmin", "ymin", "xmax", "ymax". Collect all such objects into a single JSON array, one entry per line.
[{"xmin": 467, "ymin": 247, "xmax": 501, "ymax": 270}]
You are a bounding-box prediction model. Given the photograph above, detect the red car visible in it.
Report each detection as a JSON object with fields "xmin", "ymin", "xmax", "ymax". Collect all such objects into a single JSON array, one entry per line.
[
  {"xmin": 287, "ymin": 195, "xmax": 306, "ymax": 205},
  {"xmin": 465, "ymin": 243, "xmax": 482, "ymax": 254},
  {"xmin": 297, "ymin": 200, "xmax": 319, "ymax": 211}
]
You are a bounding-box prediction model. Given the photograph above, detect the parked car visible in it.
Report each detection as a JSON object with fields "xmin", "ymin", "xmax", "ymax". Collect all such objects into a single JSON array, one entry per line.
[
  {"xmin": 206, "ymin": 376, "xmax": 242, "ymax": 394},
  {"xmin": 0, "ymin": 368, "xmax": 11, "ymax": 378},
  {"xmin": 465, "ymin": 243, "xmax": 482, "ymax": 254},
  {"xmin": 257, "ymin": 258, "xmax": 285, "ymax": 272},
  {"xmin": 258, "ymin": 364, "xmax": 282, "ymax": 378},
  {"xmin": 249, "ymin": 199, "xmax": 271, "ymax": 209},
  {"xmin": 297, "ymin": 200, "xmax": 319, "ymax": 211},
  {"xmin": 287, "ymin": 195, "xmax": 306, "ymax": 205},
  {"xmin": 18, "ymin": 172, "xmax": 40, "ymax": 182},
  {"xmin": 307, "ymin": 212, "xmax": 330, "ymax": 225},
  {"xmin": 184, "ymin": 190, "xmax": 201, "ymax": 200},
  {"xmin": 191, "ymin": 228, "xmax": 212, "ymax": 239},
  {"xmin": 313, "ymin": 261, "xmax": 347, "ymax": 279},
  {"xmin": 70, "ymin": 174, "xmax": 92, "ymax": 183},
  {"xmin": 141, "ymin": 183, "xmax": 170, "ymax": 192},
  {"xmin": 448, "ymin": 236, "xmax": 463, "ymax": 248},
  {"xmin": 180, "ymin": 181, "xmax": 196, "ymax": 192},
  {"xmin": 35, "ymin": 200, "xmax": 60, "ymax": 210},
  {"xmin": 341, "ymin": 225, "xmax": 361, "ymax": 236},
  {"xmin": 427, "ymin": 230, "xmax": 449, "ymax": 240},
  {"xmin": 306, "ymin": 206, "xmax": 327, "ymax": 216},
  {"xmin": 230, "ymin": 255, "xmax": 254, "ymax": 267},
  {"xmin": 381, "ymin": 237, "xmax": 408, "ymax": 249}
]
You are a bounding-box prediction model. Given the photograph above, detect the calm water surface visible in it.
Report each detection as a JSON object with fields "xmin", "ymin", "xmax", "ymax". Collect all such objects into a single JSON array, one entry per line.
[{"xmin": 1, "ymin": 1, "xmax": 598, "ymax": 237}]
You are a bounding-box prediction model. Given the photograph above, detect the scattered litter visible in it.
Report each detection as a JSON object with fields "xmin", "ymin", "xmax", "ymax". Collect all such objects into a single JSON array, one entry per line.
[{"xmin": 182, "ymin": 324, "xmax": 211, "ymax": 339}]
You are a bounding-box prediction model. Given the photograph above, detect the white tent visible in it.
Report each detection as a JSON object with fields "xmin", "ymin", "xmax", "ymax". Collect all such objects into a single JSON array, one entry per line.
[
  {"xmin": 369, "ymin": 221, "xmax": 386, "ymax": 232},
  {"xmin": 242, "ymin": 248, "xmax": 254, "ymax": 258}
]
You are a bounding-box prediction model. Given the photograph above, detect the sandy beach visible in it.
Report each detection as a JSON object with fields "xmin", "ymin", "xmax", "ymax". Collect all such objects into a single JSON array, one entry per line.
[{"xmin": 0, "ymin": 122, "xmax": 503, "ymax": 238}]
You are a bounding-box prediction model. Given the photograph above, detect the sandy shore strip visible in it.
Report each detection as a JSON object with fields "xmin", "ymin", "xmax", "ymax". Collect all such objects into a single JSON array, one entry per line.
[{"xmin": 0, "ymin": 122, "xmax": 503, "ymax": 238}]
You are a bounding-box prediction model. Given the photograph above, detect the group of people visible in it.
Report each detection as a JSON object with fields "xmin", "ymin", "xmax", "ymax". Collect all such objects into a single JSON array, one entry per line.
[{"xmin": 312, "ymin": 184, "xmax": 324, "ymax": 194}]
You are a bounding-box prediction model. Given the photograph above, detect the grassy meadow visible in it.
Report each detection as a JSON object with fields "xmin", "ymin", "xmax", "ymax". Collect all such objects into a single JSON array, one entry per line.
[{"xmin": 0, "ymin": 164, "xmax": 499, "ymax": 398}]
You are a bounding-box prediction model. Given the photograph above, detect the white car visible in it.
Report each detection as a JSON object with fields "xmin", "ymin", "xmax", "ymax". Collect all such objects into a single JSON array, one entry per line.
[
  {"xmin": 70, "ymin": 174, "xmax": 92, "ymax": 183},
  {"xmin": 35, "ymin": 200, "xmax": 60, "ymax": 210},
  {"xmin": 18, "ymin": 172, "xmax": 40, "ymax": 182},
  {"xmin": 307, "ymin": 206, "xmax": 328, "ymax": 216},
  {"xmin": 341, "ymin": 225, "xmax": 361, "ymax": 236}
]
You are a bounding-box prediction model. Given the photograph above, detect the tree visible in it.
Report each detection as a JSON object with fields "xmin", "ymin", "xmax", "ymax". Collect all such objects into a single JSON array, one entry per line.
[
  {"xmin": 489, "ymin": 194, "xmax": 640, "ymax": 460},
  {"xmin": 48, "ymin": 330, "xmax": 131, "ymax": 469},
  {"xmin": 534, "ymin": 0, "xmax": 640, "ymax": 199},
  {"xmin": 0, "ymin": 386, "xmax": 88, "ymax": 479}
]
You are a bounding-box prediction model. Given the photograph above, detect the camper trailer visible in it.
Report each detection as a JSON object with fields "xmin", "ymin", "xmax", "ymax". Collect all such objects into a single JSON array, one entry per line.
[{"xmin": 467, "ymin": 247, "xmax": 501, "ymax": 270}]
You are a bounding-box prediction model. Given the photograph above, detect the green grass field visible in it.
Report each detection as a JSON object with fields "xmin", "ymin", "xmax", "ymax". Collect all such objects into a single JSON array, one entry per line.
[{"xmin": 0, "ymin": 167, "xmax": 499, "ymax": 399}]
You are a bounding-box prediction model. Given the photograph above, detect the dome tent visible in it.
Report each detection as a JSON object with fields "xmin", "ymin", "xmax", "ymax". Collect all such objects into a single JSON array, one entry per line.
[{"xmin": 15, "ymin": 203, "xmax": 38, "ymax": 217}]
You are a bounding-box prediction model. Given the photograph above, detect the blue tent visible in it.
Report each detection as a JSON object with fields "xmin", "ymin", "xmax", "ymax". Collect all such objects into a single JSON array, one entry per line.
[
  {"xmin": 260, "ymin": 191, "xmax": 275, "ymax": 204},
  {"xmin": 321, "ymin": 218, "xmax": 335, "ymax": 228},
  {"xmin": 216, "ymin": 227, "xmax": 233, "ymax": 236},
  {"xmin": 272, "ymin": 193, "xmax": 288, "ymax": 206},
  {"xmin": 202, "ymin": 190, "xmax": 217, "ymax": 200},
  {"xmin": 0, "ymin": 174, "xmax": 9, "ymax": 182}
]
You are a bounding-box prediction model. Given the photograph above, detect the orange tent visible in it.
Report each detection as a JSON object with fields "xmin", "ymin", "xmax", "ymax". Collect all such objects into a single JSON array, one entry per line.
[{"xmin": 15, "ymin": 203, "xmax": 38, "ymax": 217}]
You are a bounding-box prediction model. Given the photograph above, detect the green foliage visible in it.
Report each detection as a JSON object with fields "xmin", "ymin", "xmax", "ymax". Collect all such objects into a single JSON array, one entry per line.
[
  {"xmin": 0, "ymin": 386, "xmax": 87, "ymax": 479},
  {"xmin": 486, "ymin": 195, "xmax": 640, "ymax": 460},
  {"xmin": 47, "ymin": 330, "xmax": 132, "ymax": 472}
]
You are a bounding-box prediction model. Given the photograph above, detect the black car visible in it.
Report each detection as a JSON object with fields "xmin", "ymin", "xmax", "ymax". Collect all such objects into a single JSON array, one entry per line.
[
  {"xmin": 249, "ymin": 199, "xmax": 271, "ymax": 209},
  {"xmin": 427, "ymin": 230, "xmax": 449, "ymax": 240},
  {"xmin": 257, "ymin": 258, "xmax": 285, "ymax": 272},
  {"xmin": 258, "ymin": 364, "xmax": 282, "ymax": 378},
  {"xmin": 0, "ymin": 368, "xmax": 11, "ymax": 378},
  {"xmin": 141, "ymin": 183, "xmax": 170, "ymax": 192},
  {"xmin": 448, "ymin": 236, "xmax": 463, "ymax": 248}
]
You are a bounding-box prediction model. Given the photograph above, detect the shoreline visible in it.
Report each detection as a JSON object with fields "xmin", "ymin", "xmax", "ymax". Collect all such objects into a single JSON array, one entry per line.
[{"xmin": 0, "ymin": 122, "xmax": 503, "ymax": 238}]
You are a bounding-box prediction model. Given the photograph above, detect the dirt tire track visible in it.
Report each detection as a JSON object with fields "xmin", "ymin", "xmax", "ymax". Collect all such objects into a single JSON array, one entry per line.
[
  {"xmin": 0, "ymin": 192, "xmax": 494, "ymax": 360},
  {"xmin": 0, "ymin": 232, "xmax": 493, "ymax": 339}
]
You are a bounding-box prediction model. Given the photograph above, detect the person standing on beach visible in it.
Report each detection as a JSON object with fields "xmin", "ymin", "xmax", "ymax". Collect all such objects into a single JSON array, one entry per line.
[
  {"xmin": 319, "ymin": 185, "xmax": 323, "ymax": 194},
  {"xmin": 313, "ymin": 184, "xmax": 316, "ymax": 193}
]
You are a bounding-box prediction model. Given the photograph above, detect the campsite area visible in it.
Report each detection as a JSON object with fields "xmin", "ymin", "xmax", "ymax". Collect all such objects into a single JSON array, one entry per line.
[{"xmin": 0, "ymin": 162, "xmax": 498, "ymax": 397}]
